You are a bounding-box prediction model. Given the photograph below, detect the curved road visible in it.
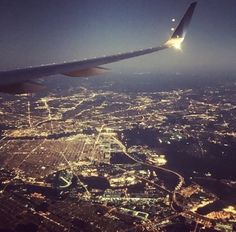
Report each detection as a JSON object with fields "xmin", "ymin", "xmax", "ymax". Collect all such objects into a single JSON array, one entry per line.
[{"xmin": 111, "ymin": 136, "xmax": 185, "ymax": 210}]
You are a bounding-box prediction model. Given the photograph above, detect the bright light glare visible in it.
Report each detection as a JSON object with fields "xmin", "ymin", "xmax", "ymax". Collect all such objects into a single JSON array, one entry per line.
[
  {"xmin": 173, "ymin": 42, "xmax": 182, "ymax": 50},
  {"xmin": 165, "ymin": 37, "xmax": 184, "ymax": 51},
  {"xmin": 172, "ymin": 18, "xmax": 176, "ymax": 22}
]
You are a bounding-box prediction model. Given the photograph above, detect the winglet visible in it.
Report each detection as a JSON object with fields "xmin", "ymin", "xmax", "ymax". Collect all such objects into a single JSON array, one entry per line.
[
  {"xmin": 165, "ymin": 2, "xmax": 197, "ymax": 49},
  {"xmin": 172, "ymin": 2, "xmax": 197, "ymax": 39}
]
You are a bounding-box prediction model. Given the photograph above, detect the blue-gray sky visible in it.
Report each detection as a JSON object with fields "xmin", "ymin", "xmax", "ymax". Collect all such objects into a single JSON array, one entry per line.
[{"xmin": 0, "ymin": 0, "xmax": 235, "ymax": 74}]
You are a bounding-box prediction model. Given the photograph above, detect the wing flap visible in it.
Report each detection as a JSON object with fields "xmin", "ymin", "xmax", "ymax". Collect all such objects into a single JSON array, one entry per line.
[
  {"xmin": 63, "ymin": 66, "xmax": 109, "ymax": 77},
  {"xmin": 0, "ymin": 82, "xmax": 46, "ymax": 94}
]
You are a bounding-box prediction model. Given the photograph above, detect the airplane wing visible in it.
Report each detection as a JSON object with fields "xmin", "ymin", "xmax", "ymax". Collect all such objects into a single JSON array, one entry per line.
[{"xmin": 0, "ymin": 2, "xmax": 197, "ymax": 94}]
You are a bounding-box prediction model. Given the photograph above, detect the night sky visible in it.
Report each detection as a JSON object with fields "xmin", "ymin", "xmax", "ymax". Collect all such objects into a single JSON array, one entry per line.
[{"xmin": 0, "ymin": 0, "xmax": 235, "ymax": 74}]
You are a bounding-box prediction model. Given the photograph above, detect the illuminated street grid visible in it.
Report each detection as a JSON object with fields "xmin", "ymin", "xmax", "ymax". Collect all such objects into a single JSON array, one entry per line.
[{"xmin": 0, "ymin": 81, "xmax": 235, "ymax": 231}]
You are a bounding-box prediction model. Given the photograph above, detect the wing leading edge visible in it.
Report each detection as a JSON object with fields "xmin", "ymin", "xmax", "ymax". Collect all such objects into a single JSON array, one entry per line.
[{"xmin": 0, "ymin": 2, "xmax": 197, "ymax": 94}]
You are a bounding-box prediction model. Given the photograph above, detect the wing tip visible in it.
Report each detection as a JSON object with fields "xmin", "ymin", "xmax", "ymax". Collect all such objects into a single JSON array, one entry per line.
[{"xmin": 171, "ymin": 1, "xmax": 197, "ymax": 40}]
